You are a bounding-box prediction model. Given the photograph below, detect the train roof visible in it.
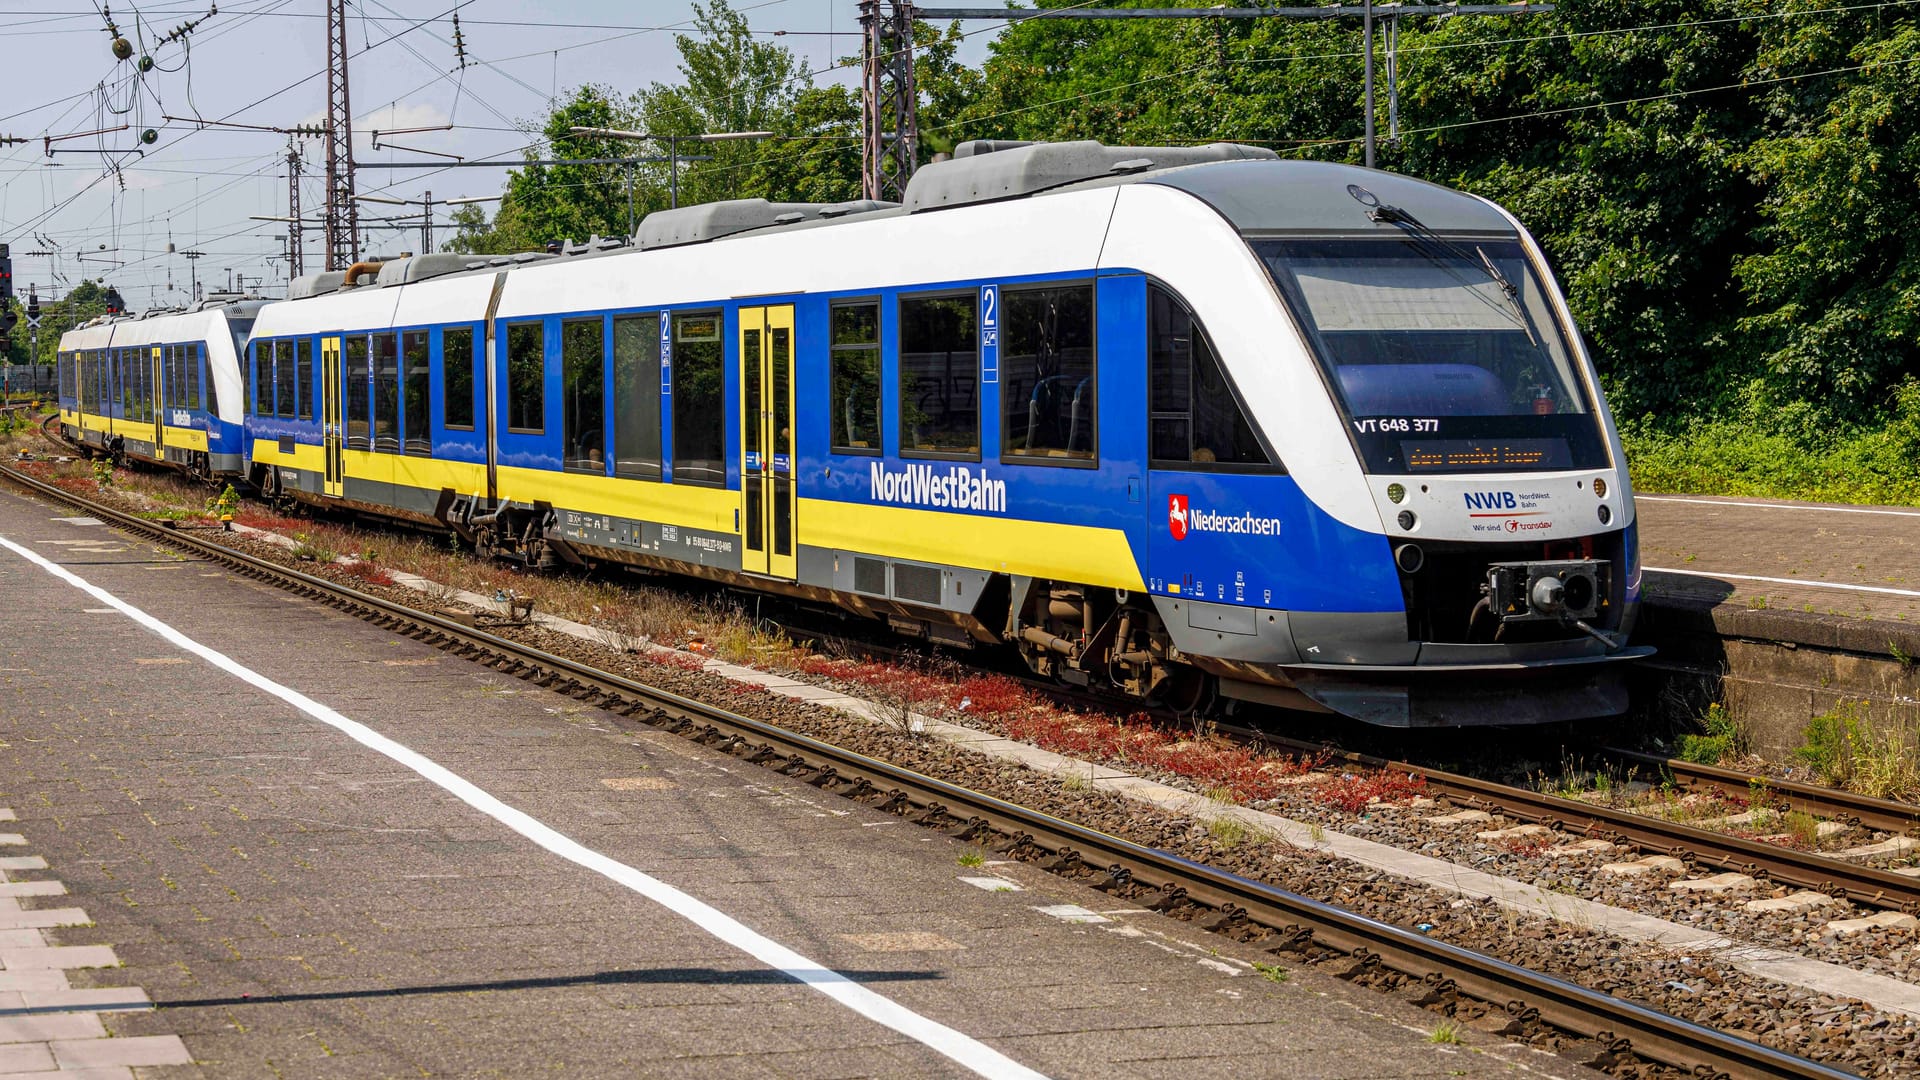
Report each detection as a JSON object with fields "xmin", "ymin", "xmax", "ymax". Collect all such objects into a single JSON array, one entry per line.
[{"xmin": 267, "ymin": 140, "xmax": 1519, "ymax": 310}]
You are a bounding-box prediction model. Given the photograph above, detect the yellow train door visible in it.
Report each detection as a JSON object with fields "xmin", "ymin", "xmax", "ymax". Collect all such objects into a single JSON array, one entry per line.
[
  {"xmin": 737, "ymin": 305, "xmax": 797, "ymax": 580},
  {"xmin": 150, "ymin": 346, "xmax": 165, "ymax": 459},
  {"xmin": 322, "ymin": 337, "xmax": 344, "ymax": 497}
]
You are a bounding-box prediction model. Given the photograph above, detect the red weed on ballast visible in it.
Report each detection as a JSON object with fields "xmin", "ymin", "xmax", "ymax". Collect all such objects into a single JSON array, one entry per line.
[
  {"xmin": 649, "ymin": 651, "xmax": 707, "ymax": 673},
  {"xmin": 339, "ymin": 560, "xmax": 394, "ymax": 587},
  {"xmin": 1311, "ymin": 769, "xmax": 1428, "ymax": 815}
]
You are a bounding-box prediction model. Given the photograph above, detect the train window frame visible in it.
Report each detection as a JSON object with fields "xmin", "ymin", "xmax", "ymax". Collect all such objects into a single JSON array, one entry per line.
[
  {"xmin": 401, "ymin": 329, "xmax": 433, "ymax": 455},
  {"xmin": 561, "ymin": 316, "xmax": 606, "ymax": 474},
  {"xmin": 611, "ymin": 313, "xmax": 662, "ymax": 482},
  {"xmin": 249, "ymin": 343, "xmax": 266, "ymax": 416},
  {"xmin": 189, "ymin": 343, "xmax": 203, "ymax": 412},
  {"xmin": 504, "ymin": 320, "xmax": 546, "ymax": 436},
  {"xmin": 669, "ymin": 309, "xmax": 725, "ymax": 488},
  {"xmin": 372, "ymin": 331, "xmax": 401, "ymax": 452},
  {"xmin": 1146, "ymin": 281, "xmax": 1283, "ymax": 475},
  {"xmin": 829, "ymin": 298, "xmax": 883, "ymax": 457},
  {"xmin": 296, "ymin": 338, "xmax": 315, "ymax": 423},
  {"xmin": 896, "ymin": 289, "xmax": 981, "ymax": 462},
  {"xmin": 441, "ymin": 325, "xmax": 476, "ymax": 430},
  {"xmin": 998, "ymin": 280, "xmax": 1099, "ymax": 469},
  {"xmin": 344, "ymin": 334, "xmax": 372, "ymax": 451},
  {"xmin": 274, "ymin": 339, "xmax": 297, "ymax": 419}
]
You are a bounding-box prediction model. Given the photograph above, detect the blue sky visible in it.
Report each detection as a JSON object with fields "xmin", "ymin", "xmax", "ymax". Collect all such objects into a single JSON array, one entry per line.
[{"xmin": 0, "ymin": 2, "xmax": 1000, "ymax": 307}]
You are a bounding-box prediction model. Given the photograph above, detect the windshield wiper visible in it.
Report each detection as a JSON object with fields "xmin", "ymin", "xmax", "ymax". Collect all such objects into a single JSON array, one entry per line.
[{"xmin": 1369, "ymin": 202, "xmax": 1540, "ymax": 348}]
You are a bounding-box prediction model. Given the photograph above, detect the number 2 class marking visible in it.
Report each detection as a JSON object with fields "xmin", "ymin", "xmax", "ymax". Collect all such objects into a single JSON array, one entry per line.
[{"xmin": 979, "ymin": 284, "xmax": 999, "ymax": 384}]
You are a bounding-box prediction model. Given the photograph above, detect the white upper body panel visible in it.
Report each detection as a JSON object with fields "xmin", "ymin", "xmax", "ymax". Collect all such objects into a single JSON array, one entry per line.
[{"xmin": 1098, "ymin": 182, "xmax": 1379, "ymax": 531}]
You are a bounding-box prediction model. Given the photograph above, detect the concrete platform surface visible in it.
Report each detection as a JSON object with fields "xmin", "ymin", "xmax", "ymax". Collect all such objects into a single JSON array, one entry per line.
[
  {"xmin": 0, "ymin": 482, "xmax": 1586, "ymax": 1079},
  {"xmin": 1637, "ymin": 494, "xmax": 1920, "ymax": 628}
]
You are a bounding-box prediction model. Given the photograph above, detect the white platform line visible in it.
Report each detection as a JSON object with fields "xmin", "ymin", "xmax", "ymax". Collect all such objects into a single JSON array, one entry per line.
[
  {"xmin": 0, "ymin": 534, "xmax": 1046, "ymax": 1080},
  {"xmin": 1638, "ymin": 495, "xmax": 1920, "ymax": 519},
  {"xmin": 1646, "ymin": 566, "xmax": 1920, "ymax": 599}
]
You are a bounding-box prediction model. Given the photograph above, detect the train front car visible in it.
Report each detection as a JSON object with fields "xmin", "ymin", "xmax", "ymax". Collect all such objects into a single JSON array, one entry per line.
[{"xmin": 1105, "ymin": 162, "xmax": 1647, "ymax": 727}]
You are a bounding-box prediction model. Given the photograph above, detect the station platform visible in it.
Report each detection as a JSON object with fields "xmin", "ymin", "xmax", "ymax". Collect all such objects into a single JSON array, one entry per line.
[
  {"xmin": 0, "ymin": 482, "xmax": 1581, "ymax": 1079},
  {"xmin": 1637, "ymin": 494, "xmax": 1920, "ymax": 625},
  {"xmin": 1632, "ymin": 494, "xmax": 1920, "ymax": 755}
]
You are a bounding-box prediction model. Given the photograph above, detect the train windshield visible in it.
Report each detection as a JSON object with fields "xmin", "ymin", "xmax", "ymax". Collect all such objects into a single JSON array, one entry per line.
[{"xmin": 1256, "ymin": 237, "xmax": 1609, "ymax": 474}]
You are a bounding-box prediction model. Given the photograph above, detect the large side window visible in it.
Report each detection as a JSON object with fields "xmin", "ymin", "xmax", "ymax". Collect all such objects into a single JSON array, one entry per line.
[
  {"xmin": 1148, "ymin": 284, "xmax": 1274, "ymax": 470},
  {"xmin": 505, "ymin": 322, "xmax": 545, "ymax": 433},
  {"xmin": 250, "ymin": 345, "xmax": 266, "ymax": 416},
  {"xmin": 402, "ymin": 330, "xmax": 431, "ymax": 454},
  {"xmin": 372, "ymin": 332, "xmax": 400, "ymax": 451},
  {"xmin": 898, "ymin": 293, "xmax": 978, "ymax": 458},
  {"xmin": 830, "ymin": 302, "xmax": 881, "ymax": 454},
  {"xmin": 670, "ymin": 312, "xmax": 723, "ymax": 486},
  {"xmin": 441, "ymin": 326, "xmax": 475, "ymax": 429},
  {"xmin": 296, "ymin": 339, "xmax": 314, "ymax": 423},
  {"xmin": 189, "ymin": 344, "xmax": 203, "ymax": 411},
  {"xmin": 561, "ymin": 318, "xmax": 605, "ymax": 472},
  {"xmin": 344, "ymin": 336, "xmax": 371, "ymax": 450},
  {"xmin": 612, "ymin": 314, "xmax": 661, "ymax": 480},
  {"xmin": 1002, "ymin": 284, "xmax": 1096, "ymax": 461},
  {"xmin": 274, "ymin": 339, "xmax": 295, "ymax": 419}
]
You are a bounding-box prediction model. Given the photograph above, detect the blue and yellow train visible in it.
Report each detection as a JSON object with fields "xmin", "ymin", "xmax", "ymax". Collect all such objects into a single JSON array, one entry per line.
[{"xmin": 57, "ymin": 140, "xmax": 1649, "ymax": 727}]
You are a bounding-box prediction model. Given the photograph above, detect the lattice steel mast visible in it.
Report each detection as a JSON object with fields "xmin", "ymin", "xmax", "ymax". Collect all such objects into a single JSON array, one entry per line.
[
  {"xmin": 860, "ymin": 1, "xmax": 919, "ymax": 202},
  {"xmin": 323, "ymin": 0, "xmax": 359, "ymax": 269},
  {"xmin": 286, "ymin": 141, "xmax": 305, "ymax": 278}
]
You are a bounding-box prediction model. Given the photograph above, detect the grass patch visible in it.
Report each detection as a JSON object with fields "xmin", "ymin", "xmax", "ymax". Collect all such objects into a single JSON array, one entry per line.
[
  {"xmin": 1794, "ymin": 701, "xmax": 1920, "ymax": 799},
  {"xmin": 1428, "ymin": 1022, "xmax": 1463, "ymax": 1045},
  {"xmin": 1622, "ymin": 377, "xmax": 1920, "ymax": 506},
  {"xmin": 1251, "ymin": 961, "xmax": 1289, "ymax": 984},
  {"xmin": 957, "ymin": 848, "xmax": 985, "ymax": 868},
  {"xmin": 1676, "ymin": 703, "xmax": 1740, "ymax": 766},
  {"xmin": 1207, "ymin": 815, "xmax": 1251, "ymax": 848}
]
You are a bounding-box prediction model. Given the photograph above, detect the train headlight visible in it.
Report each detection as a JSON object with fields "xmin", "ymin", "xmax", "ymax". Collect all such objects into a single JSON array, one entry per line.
[
  {"xmin": 1396, "ymin": 510, "xmax": 1417, "ymax": 531},
  {"xmin": 1386, "ymin": 483, "xmax": 1406, "ymax": 504},
  {"xmin": 1598, "ymin": 505, "xmax": 1612, "ymax": 525},
  {"xmin": 1593, "ymin": 477, "xmax": 1608, "ymax": 499}
]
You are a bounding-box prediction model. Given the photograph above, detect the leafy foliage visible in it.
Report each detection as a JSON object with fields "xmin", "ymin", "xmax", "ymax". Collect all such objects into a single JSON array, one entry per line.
[{"xmin": 444, "ymin": 0, "xmax": 1920, "ymax": 463}]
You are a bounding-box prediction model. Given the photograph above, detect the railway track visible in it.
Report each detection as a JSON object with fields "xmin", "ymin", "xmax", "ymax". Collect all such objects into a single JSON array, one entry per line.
[
  {"xmin": 1248, "ymin": 732, "xmax": 1920, "ymax": 914},
  {"xmin": 0, "ymin": 465, "xmax": 1858, "ymax": 1080},
  {"xmin": 1602, "ymin": 747, "xmax": 1920, "ymax": 838}
]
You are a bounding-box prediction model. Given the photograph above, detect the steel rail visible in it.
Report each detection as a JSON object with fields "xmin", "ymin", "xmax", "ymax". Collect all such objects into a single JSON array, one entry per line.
[
  {"xmin": 1259, "ymin": 734, "xmax": 1920, "ymax": 913},
  {"xmin": 0, "ymin": 461, "xmax": 1852, "ymax": 1080},
  {"xmin": 1601, "ymin": 746, "xmax": 1920, "ymax": 838}
]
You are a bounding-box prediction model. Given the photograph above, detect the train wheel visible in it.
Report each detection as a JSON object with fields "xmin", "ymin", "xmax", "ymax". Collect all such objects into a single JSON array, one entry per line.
[{"xmin": 1160, "ymin": 667, "xmax": 1216, "ymax": 718}]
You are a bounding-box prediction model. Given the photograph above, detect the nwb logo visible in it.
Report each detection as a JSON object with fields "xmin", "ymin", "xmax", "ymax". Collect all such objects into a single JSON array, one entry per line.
[
  {"xmin": 1463, "ymin": 491, "xmax": 1518, "ymax": 511},
  {"xmin": 1167, "ymin": 494, "xmax": 1189, "ymax": 540}
]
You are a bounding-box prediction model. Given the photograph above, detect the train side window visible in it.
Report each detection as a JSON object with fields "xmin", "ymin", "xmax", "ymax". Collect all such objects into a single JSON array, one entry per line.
[
  {"xmin": 373, "ymin": 332, "xmax": 400, "ymax": 451},
  {"xmin": 441, "ymin": 326, "xmax": 475, "ymax": 429},
  {"xmin": 562, "ymin": 317, "xmax": 605, "ymax": 473},
  {"xmin": 830, "ymin": 302, "xmax": 881, "ymax": 454},
  {"xmin": 505, "ymin": 322, "xmax": 545, "ymax": 434},
  {"xmin": 274, "ymin": 339, "xmax": 296, "ymax": 419},
  {"xmin": 402, "ymin": 330, "xmax": 432, "ymax": 454},
  {"xmin": 670, "ymin": 311, "xmax": 723, "ymax": 486},
  {"xmin": 1147, "ymin": 284, "xmax": 1276, "ymax": 471},
  {"xmin": 1002, "ymin": 284, "xmax": 1096, "ymax": 463},
  {"xmin": 189, "ymin": 344, "xmax": 203, "ymax": 411},
  {"xmin": 296, "ymin": 339, "xmax": 314, "ymax": 423},
  {"xmin": 250, "ymin": 345, "xmax": 266, "ymax": 416},
  {"xmin": 897, "ymin": 292, "xmax": 978, "ymax": 458},
  {"xmin": 344, "ymin": 336, "xmax": 371, "ymax": 450},
  {"xmin": 612, "ymin": 314, "xmax": 661, "ymax": 480}
]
